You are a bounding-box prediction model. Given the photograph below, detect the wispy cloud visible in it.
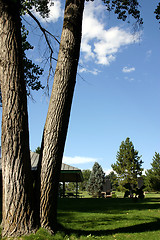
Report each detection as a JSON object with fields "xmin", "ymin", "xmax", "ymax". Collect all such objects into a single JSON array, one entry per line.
[
  {"xmin": 63, "ymin": 156, "xmax": 97, "ymax": 165},
  {"xmin": 33, "ymin": 0, "xmax": 63, "ymax": 23},
  {"xmin": 124, "ymin": 76, "xmax": 135, "ymax": 82},
  {"xmin": 81, "ymin": 0, "xmax": 141, "ymax": 66},
  {"xmin": 146, "ymin": 50, "xmax": 152, "ymax": 60},
  {"xmin": 78, "ymin": 67, "xmax": 101, "ymax": 75},
  {"xmin": 122, "ymin": 66, "xmax": 135, "ymax": 73}
]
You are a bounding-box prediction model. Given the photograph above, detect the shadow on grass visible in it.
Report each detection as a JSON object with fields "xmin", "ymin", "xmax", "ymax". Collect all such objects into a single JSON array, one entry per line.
[
  {"xmin": 58, "ymin": 198, "xmax": 160, "ymax": 214},
  {"xmin": 57, "ymin": 218, "xmax": 160, "ymax": 238}
]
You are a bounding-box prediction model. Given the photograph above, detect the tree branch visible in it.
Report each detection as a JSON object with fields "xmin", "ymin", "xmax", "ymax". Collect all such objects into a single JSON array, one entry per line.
[{"xmin": 26, "ymin": 8, "xmax": 59, "ymax": 89}]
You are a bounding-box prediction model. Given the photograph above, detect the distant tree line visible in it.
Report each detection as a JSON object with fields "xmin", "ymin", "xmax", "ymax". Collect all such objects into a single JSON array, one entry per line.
[{"xmin": 73, "ymin": 138, "xmax": 160, "ymax": 198}]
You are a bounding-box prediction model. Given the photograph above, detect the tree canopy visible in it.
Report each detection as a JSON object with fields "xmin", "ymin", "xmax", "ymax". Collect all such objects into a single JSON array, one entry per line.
[
  {"xmin": 112, "ymin": 137, "xmax": 143, "ymax": 191},
  {"xmin": 145, "ymin": 152, "xmax": 160, "ymax": 191}
]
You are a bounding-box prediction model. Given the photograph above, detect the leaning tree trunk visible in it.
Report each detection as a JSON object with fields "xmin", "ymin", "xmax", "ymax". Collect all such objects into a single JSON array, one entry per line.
[
  {"xmin": 39, "ymin": 0, "xmax": 85, "ymax": 231},
  {"xmin": 0, "ymin": 0, "xmax": 36, "ymax": 237}
]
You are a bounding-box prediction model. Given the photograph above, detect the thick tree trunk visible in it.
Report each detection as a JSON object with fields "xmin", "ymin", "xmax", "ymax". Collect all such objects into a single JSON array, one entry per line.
[
  {"xmin": 40, "ymin": 0, "xmax": 85, "ymax": 231},
  {"xmin": 0, "ymin": 0, "xmax": 36, "ymax": 237}
]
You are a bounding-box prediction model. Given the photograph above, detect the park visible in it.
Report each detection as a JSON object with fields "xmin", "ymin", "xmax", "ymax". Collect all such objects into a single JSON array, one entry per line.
[{"xmin": 0, "ymin": 0, "xmax": 160, "ymax": 238}]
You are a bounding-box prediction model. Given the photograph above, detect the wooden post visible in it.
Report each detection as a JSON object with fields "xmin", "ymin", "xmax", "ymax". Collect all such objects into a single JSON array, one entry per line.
[
  {"xmin": 76, "ymin": 182, "xmax": 78, "ymax": 198},
  {"xmin": 63, "ymin": 182, "xmax": 65, "ymax": 198}
]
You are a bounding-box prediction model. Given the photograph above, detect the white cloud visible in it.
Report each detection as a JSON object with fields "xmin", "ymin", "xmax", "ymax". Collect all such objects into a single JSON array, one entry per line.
[
  {"xmin": 78, "ymin": 67, "xmax": 100, "ymax": 75},
  {"xmin": 104, "ymin": 168, "xmax": 113, "ymax": 176},
  {"xmin": 63, "ymin": 156, "xmax": 97, "ymax": 165},
  {"xmin": 124, "ymin": 76, "xmax": 135, "ymax": 82},
  {"xmin": 33, "ymin": 0, "xmax": 63, "ymax": 23},
  {"xmin": 122, "ymin": 66, "xmax": 135, "ymax": 73},
  {"xmin": 81, "ymin": 0, "xmax": 141, "ymax": 66}
]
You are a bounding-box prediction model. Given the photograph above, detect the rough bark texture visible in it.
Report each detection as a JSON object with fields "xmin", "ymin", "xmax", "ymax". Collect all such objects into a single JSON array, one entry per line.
[
  {"xmin": 0, "ymin": 0, "xmax": 36, "ymax": 237},
  {"xmin": 40, "ymin": 0, "xmax": 85, "ymax": 231}
]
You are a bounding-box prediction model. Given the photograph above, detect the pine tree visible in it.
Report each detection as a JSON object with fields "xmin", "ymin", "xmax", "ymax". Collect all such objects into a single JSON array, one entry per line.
[
  {"xmin": 88, "ymin": 162, "xmax": 105, "ymax": 197},
  {"xmin": 145, "ymin": 152, "xmax": 160, "ymax": 191},
  {"xmin": 112, "ymin": 137, "xmax": 143, "ymax": 192}
]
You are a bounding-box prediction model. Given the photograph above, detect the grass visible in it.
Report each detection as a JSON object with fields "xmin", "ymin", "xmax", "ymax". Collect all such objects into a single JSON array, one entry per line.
[{"xmin": 1, "ymin": 193, "xmax": 160, "ymax": 239}]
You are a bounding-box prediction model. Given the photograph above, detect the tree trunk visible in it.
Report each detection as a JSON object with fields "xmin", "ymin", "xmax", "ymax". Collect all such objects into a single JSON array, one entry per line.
[
  {"xmin": 39, "ymin": 0, "xmax": 85, "ymax": 231},
  {"xmin": 0, "ymin": 0, "xmax": 36, "ymax": 237}
]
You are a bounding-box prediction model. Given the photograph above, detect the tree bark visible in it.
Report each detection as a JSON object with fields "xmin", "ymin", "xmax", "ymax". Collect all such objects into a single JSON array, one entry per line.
[
  {"xmin": 0, "ymin": 0, "xmax": 36, "ymax": 237},
  {"xmin": 39, "ymin": 0, "xmax": 85, "ymax": 231}
]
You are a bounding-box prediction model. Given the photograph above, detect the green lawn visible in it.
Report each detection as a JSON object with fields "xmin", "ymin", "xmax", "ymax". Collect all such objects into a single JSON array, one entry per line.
[{"xmin": 1, "ymin": 194, "xmax": 160, "ymax": 239}]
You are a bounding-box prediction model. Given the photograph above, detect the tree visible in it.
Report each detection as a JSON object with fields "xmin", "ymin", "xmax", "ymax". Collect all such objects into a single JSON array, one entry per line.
[
  {"xmin": 145, "ymin": 152, "xmax": 160, "ymax": 192},
  {"xmin": 88, "ymin": 162, "xmax": 105, "ymax": 197},
  {"xmin": 79, "ymin": 169, "xmax": 91, "ymax": 191},
  {"xmin": 112, "ymin": 138, "xmax": 143, "ymax": 193},
  {"xmin": 39, "ymin": 0, "xmax": 145, "ymax": 230},
  {"xmin": 0, "ymin": 0, "xmax": 49, "ymax": 237},
  {"xmin": 39, "ymin": 0, "xmax": 85, "ymax": 230},
  {"xmin": 0, "ymin": 0, "xmax": 145, "ymax": 237},
  {"xmin": 0, "ymin": 0, "xmax": 36, "ymax": 236},
  {"xmin": 105, "ymin": 171, "xmax": 118, "ymax": 190}
]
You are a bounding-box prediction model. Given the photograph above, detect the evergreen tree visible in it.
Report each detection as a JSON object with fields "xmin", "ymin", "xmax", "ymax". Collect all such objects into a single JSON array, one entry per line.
[
  {"xmin": 145, "ymin": 152, "xmax": 160, "ymax": 191},
  {"xmin": 112, "ymin": 137, "xmax": 143, "ymax": 192},
  {"xmin": 88, "ymin": 162, "xmax": 105, "ymax": 197}
]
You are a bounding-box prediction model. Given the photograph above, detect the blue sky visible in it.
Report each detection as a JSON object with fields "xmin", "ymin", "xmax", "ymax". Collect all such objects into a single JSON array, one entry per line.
[{"xmin": 1, "ymin": 0, "xmax": 159, "ymax": 174}]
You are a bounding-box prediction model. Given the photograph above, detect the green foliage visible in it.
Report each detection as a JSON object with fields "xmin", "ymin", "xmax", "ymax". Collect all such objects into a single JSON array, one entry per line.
[
  {"xmin": 65, "ymin": 182, "xmax": 77, "ymax": 193},
  {"xmin": 35, "ymin": 146, "xmax": 41, "ymax": 154},
  {"xmin": 21, "ymin": 26, "xmax": 44, "ymax": 95},
  {"xmin": 0, "ymin": 25, "xmax": 44, "ymax": 106},
  {"xmin": 102, "ymin": 0, "xmax": 143, "ymax": 26},
  {"xmin": 145, "ymin": 152, "xmax": 160, "ymax": 192},
  {"xmin": 21, "ymin": 0, "xmax": 51, "ymax": 18},
  {"xmin": 0, "ymin": 1, "xmax": 50, "ymax": 107},
  {"xmin": 20, "ymin": 1, "xmax": 51, "ymax": 94},
  {"xmin": 88, "ymin": 162, "xmax": 105, "ymax": 197},
  {"xmin": 79, "ymin": 169, "xmax": 91, "ymax": 191},
  {"xmin": 112, "ymin": 137, "xmax": 143, "ymax": 191},
  {"xmin": 105, "ymin": 171, "xmax": 118, "ymax": 190}
]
